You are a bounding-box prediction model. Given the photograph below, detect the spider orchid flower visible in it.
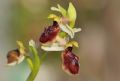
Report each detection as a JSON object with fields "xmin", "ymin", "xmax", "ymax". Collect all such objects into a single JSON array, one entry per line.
[
  {"xmin": 40, "ymin": 2, "xmax": 81, "ymax": 51},
  {"xmin": 7, "ymin": 41, "xmax": 26, "ymax": 66}
]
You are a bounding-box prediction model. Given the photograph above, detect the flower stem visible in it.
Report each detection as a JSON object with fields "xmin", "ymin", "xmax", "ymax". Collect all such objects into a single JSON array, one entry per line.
[
  {"xmin": 26, "ymin": 46, "xmax": 40, "ymax": 81},
  {"xmin": 26, "ymin": 56, "xmax": 34, "ymax": 71},
  {"xmin": 26, "ymin": 66, "xmax": 40, "ymax": 81}
]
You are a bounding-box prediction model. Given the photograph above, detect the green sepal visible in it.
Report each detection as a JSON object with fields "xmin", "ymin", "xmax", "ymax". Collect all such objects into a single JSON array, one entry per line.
[
  {"xmin": 67, "ymin": 2, "xmax": 77, "ymax": 28},
  {"xmin": 51, "ymin": 4, "xmax": 67, "ymax": 17},
  {"xmin": 26, "ymin": 56, "xmax": 34, "ymax": 71},
  {"xmin": 57, "ymin": 4, "xmax": 67, "ymax": 16}
]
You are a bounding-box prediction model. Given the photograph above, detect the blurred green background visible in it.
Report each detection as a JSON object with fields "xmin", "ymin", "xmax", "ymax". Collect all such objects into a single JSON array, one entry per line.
[{"xmin": 0, "ymin": 0, "xmax": 120, "ymax": 81}]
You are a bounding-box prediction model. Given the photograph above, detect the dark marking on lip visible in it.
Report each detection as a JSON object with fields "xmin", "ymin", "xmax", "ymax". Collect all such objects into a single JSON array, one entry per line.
[
  {"xmin": 62, "ymin": 47, "xmax": 79, "ymax": 75},
  {"xmin": 39, "ymin": 21, "xmax": 60, "ymax": 43}
]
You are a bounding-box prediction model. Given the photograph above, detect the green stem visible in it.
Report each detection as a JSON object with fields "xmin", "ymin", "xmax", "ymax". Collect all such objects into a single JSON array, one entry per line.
[
  {"xmin": 26, "ymin": 46, "xmax": 40, "ymax": 81},
  {"xmin": 26, "ymin": 56, "xmax": 34, "ymax": 71}
]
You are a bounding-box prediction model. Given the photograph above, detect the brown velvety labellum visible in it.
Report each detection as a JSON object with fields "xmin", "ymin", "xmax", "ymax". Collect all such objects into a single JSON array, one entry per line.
[
  {"xmin": 62, "ymin": 47, "xmax": 79, "ymax": 75},
  {"xmin": 7, "ymin": 49, "xmax": 20, "ymax": 63},
  {"xmin": 39, "ymin": 21, "xmax": 60, "ymax": 43}
]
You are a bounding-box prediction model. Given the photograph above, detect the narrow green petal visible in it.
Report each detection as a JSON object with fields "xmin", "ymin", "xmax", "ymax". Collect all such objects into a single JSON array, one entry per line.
[
  {"xmin": 51, "ymin": 7, "xmax": 60, "ymax": 12},
  {"xmin": 57, "ymin": 4, "xmax": 67, "ymax": 16}
]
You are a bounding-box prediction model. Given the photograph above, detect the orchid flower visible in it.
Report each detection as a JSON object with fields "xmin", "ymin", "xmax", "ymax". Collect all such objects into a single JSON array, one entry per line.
[
  {"xmin": 7, "ymin": 40, "xmax": 42, "ymax": 81},
  {"xmin": 7, "ymin": 41, "xmax": 25, "ymax": 66},
  {"xmin": 40, "ymin": 3, "xmax": 81, "ymax": 51},
  {"xmin": 39, "ymin": 2, "xmax": 81, "ymax": 75}
]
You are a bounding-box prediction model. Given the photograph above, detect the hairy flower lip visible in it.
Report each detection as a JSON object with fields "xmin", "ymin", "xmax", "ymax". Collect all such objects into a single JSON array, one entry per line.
[
  {"xmin": 7, "ymin": 41, "xmax": 26, "ymax": 66},
  {"xmin": 61, "ymin": 47, "xmax": 80, "ymax": 75},
  {"xmin": 7, "ymin": 49, "xmax": 25, "ymax": 66},
  {"xmin": 7, "ymin": 49, "xmax": 20, "ymax": 63},
  {"xmin": 39, "ymin": 21, "xmax": 60, "ymax": 43}
]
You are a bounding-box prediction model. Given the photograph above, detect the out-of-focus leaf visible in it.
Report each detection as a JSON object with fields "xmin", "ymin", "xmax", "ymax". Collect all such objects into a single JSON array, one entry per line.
[{"xmin": 67, "ymin": 2, "xmax": 76, "ymax": 28}]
